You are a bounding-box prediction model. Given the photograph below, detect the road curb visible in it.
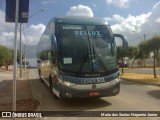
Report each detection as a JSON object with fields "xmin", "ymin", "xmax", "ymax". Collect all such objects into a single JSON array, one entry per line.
[
  {"xmin": 121, "ymin": 78, "xmax": 160, "ymax": 87},
  {"xmin": 28, "ymin": 69, "xmax": 43, "ymax": 111}
]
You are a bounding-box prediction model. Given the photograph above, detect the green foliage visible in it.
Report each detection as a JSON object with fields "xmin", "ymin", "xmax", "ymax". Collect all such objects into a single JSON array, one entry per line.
[
  {"xmin": 38, "ymin": 50, "xmax": 49, "ymax": 61},
  {"xmin": 138, "ymin": 36, "xmax": 160, "ymax": 58},
  {"xmin": 138, "ymin": 41, "xmax": 150, "ymax": 58},
  {"xmin": 148, "ymin": 36, "xmax": 160, "ymax": 78},
  {"xmin": 138, "ymin": 35, "xmax": 160, "ymax": 78},
  {"xmin": 117, "ymin": 46, "xmax": 138, "ymax": 59},
  {"xmin": 126, "ymin": 46, "xmax": 139, "ymax": 59},
  {"xmin": 117, "ymin": 46, "xmax": 123, "ymax": 60},
  {"xmin": 147, "ymin": 36, "xmax": 160, "ymax": 55},
  {"xmin": 0, "ymin": 45, "xmax": 13, "ymax": 67}
]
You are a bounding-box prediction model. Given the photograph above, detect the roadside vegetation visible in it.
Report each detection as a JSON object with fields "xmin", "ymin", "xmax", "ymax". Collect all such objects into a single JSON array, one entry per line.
[
  {"xmin": 118, "ymin": 35, "xmax": 160, "ymax": 78},
  {"xmin": 0, "ymin": 45, "xmax": 13, "ymax": 69},
  {"xmin": 0, "ymin": 45, "xmax": 26, "ymax": 70}
]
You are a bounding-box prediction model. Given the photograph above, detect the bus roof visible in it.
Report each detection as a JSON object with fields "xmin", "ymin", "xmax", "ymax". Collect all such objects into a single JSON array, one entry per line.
[{"xmin": 50, "ymin": 16, "xmax": 109, "ymax": 25}]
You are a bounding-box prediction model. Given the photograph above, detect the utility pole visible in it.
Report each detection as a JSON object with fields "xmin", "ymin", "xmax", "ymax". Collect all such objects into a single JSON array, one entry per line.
[
  {"xmin": 143, "ymin": 34, "xmax": 146, "ymax": 67},
  {"xmin": 6, "ymin": 0, "xmax": 29, "ymax": 118},
  {"xmin": 13, "ymin": 0, "xmax": 19, "ymax": 118},
  {"xmin": 20, "ymin": 23, "xmax": 22, "ymax": 78}
]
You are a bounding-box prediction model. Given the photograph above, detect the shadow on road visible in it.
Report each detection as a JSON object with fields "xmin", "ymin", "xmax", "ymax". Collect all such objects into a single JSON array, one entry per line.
[
  {"xmin": 120, "ymin": 80, "xmax": 146, "ymax": 86},
  {"xmin": 147, "ymin": 90, "xmax": 160, "ymax": 99},
  {"xmin": 59, "ymin": 97, "xmax": 112, "ymax": 109}
]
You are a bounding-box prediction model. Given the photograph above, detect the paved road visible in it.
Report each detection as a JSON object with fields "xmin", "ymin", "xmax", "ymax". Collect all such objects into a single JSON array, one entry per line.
[
  {"xmin": 29, "ymin": 69, "xmax": 160, "ymax": 113},
  {"xmin": 120, "ymin": 68, "xmax": 160, "ymax": 75}
]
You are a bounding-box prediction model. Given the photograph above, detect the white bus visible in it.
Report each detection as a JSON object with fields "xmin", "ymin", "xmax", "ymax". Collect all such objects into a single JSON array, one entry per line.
[{"xmin": 37, "ymin": 17, "xmax": 127, "ymax": 99}]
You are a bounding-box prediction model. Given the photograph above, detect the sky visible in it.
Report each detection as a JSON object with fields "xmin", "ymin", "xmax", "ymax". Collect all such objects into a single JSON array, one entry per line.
[{"xmin": 0, "ymin": 0, "xmax": 160, "ymax": 62}]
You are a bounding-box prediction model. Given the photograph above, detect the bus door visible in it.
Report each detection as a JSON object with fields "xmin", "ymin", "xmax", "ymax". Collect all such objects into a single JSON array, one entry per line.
[{"xmin": 50, "ymin": 34, "xmax": 60, "ymax": 93}]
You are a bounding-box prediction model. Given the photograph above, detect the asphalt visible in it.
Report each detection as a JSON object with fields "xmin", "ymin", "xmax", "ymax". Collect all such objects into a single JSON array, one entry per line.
[{"xmin": 0, "ymin": 67, "xmax": 160, "ymax": 110}]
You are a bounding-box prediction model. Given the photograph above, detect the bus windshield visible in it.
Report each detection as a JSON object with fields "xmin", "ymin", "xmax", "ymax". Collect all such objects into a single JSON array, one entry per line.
[{"xmin": 57, "ymin": 24, "xmax": 117, "ymax": 73}]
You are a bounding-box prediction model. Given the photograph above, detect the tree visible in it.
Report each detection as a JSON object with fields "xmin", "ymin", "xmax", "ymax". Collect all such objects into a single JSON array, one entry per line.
[
  {"xmin": 126, "ymin": 46, "xmax": 139, "ymax": 67},
  {"xmin": 0, "ymin": 45, "xmax": 13, "ymax": 68},
  {"xmin": 117, "ymin": 46, "xmax": 139, "ymax": 68},
  {"xmin": 38, "ymin": 50, "xmax": 49, "ymax": 61},
  {"xmin": 138, "ymin": 41, "xmax": 150, "ymax": 67},
  {"xmin": 147, "ymin": 36, "xmax": 160, "ymax": 78},
  {"xmin": 117, "ymin": 46, "xmax": 123, "ymax": 60},
  {"xmin": 117, "ymin": 46, "xmax": 129, "ymax": 74}
]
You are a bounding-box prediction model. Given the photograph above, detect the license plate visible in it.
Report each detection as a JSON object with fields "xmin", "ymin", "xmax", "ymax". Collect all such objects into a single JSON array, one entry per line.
[{"xmin": 89, "ymin": 92, "xmax": 99, "ymax": 96}]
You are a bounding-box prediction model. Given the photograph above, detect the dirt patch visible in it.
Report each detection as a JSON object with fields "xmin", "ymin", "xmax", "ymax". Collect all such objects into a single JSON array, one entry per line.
[{"xmin": 0, "ymin": 97, "xmax": 40, "ymax": 111}]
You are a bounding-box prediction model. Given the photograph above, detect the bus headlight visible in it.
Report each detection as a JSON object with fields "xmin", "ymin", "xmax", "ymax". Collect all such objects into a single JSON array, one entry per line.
[
  {"xmin": 116, "ymin": 78, "xmax": 120, "ymax": 82},
  {"xmin": 62, "ymin": 81, "xmax": 76, "ymax": 86},
  {"xmin": 111, "ymin": 78, "xmax": 120, "ymax": 85}
]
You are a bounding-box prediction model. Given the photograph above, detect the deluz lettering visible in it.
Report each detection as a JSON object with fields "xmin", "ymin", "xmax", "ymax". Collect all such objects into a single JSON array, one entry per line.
[{"xmin": 81, "ymin": 78, "xmax": 105, "ymax": 84}]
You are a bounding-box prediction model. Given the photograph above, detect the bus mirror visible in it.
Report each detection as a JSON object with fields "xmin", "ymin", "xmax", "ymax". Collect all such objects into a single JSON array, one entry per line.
[{"xmin": 113, "ymin": 34, "xmax": 128, "ymax": 50}]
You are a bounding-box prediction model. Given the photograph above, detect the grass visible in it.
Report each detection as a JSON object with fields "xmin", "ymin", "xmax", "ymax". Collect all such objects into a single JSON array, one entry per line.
[{"xmin": 120, "ymin": 73, "xmax": 160, "ymax": 85}]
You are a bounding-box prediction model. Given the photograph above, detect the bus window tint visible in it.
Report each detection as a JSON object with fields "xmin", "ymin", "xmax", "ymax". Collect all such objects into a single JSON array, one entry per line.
[{"xmin": 58, "ymin": 24, "xmax": 117, "ymax": 72}]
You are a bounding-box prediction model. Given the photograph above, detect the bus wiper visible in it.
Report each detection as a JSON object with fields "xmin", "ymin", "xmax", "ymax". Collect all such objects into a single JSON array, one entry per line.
[
  {"xmin": 77, "ymin": 37, "xmax": 93, "ymax": 76},
  {"xmin": 92, "ymin": 45, "xmax": 96, "ymax": 61},
  {"xmin": 77, "ymin": 46, "xmax": 90, "ymax": 77}
]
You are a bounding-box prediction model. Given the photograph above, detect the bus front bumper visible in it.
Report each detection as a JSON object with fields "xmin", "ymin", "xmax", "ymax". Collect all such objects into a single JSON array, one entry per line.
[{"xmin": 59, "ymin": 81, "xmax": 120, "ymax": 98}]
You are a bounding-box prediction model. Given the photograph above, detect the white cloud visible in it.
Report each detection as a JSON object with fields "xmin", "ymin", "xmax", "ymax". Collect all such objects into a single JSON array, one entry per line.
[
  {"xmin": 155, "ymin": 17, "xmax": 160, "ymax": 23},
  {"xmin": 66, "ymin": 4, "xmax": 94, "ymax": 17},
  {"xmin": 22, "ymin": 23, "xmax": 46, "ymax": 46},
  {"xmin": 0, "ymin": 9, "xmax": 45, "ymax": 59},
  {"xmin": 104, "ymin": 17, "xmax": 112, "ymax": 21},
  {"xmin": 112, "ymin": 14, "xmax": 125, "ymax": 23},
  {"xmin": 0, "ymin": 32, "xmax": 14, "ymax": 48},
  {"xmin": 107, "ymin": 1, "xmax": 160, "ymax": 46},
  {"xmin": 0, "ymin": 23, "xmax": 46, "ymax": 49},
  {"xmin": 109, "ymin": 13, "xmax": 151, "ymax": 33},
  {"xmin": 106, "ymin": 0, "xmax": 130, "ymax": 8}
]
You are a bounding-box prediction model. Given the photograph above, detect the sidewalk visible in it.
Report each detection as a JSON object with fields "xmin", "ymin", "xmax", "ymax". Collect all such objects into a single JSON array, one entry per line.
[
  {"xmin": 0, "ymin": 68, "xmax": 40, "ymax": 111},
  {"xmin": 120, "ymin": 73, "xmax": 160, "ymax": 86}
]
